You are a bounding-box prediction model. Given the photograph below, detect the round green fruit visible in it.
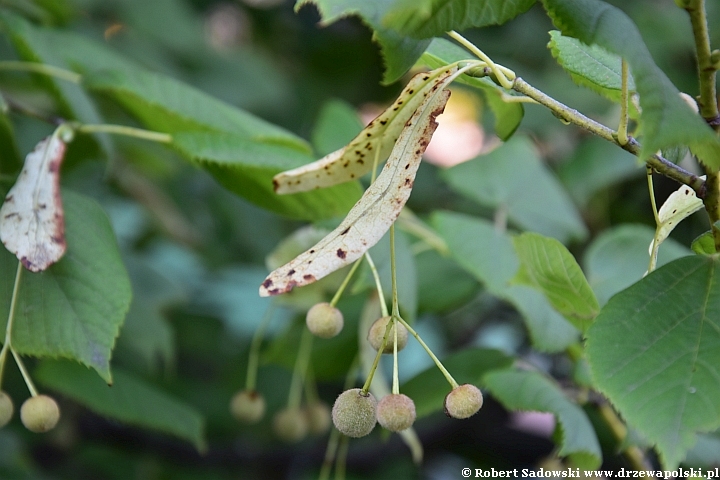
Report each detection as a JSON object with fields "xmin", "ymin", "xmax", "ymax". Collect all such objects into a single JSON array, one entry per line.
[
  {"xmin": 376, "ymin": 394, "xmax": 416, "ymax": 432},
  {"xmin": 273, "ymin": 408, "xmax": 308, "ymax": 442},
  {"xmin": 306, "ymin": 302, "xmax": 344, "ymax": 339},
  {"xmin": 444, "ymin": 384, "xmax": 483, "ymax": 419},
  {"xmin": 331, "ymin": 388, "xmax": 377, "ymax": 438},
  {"xmin": 20, "ymin": 395, "xmax": 60, "ymax": 433},
  {"xmin": 367, "ymin": 316, "xmax": 408, "ymax": 354},
  {"xmin": 0, "ymin": 391, "xmax": 13, "ymax": 428},
  {"xmin": 230, "ymin": 390, "xmax": 265, "ymax": 424}
]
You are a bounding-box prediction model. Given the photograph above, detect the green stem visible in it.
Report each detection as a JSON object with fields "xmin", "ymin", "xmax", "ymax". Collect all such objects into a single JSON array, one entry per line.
[
  {"xmin": 360, "ymin": 319, "xmax": 395, "ymax": 394},
  {"xmin": 287, "ymin": 327, "xmax": 313, "ymax": 410},
  {"xmin": 647, "ymin": 167, "xmax": 662, "ymax": 273},
  {"xmin": 0, "ymin": 61, "xmax": 81, "ymax": 83},
  {"xmin": 12, "ymin": 350, "xmax": 38, "ymax": 397},
  {"xmin": 76, "ymin": 124, "xmax": 172, "ymax": 143},
  {"xmin": 447, "ymin": 31, "xmax": 515, "ymax": 89},
  {"xmin": 330, "ymin": 258, "xmax": 363, "ymax": 307},
  {"xmin": 245, "ymin": 304, "xmax": 276, "ymax": 391},
  {"xmin": 617, "ymin": 59, "xmax": 630, "ymax": 146},
  {"xmin": 389, "ymin": 224, "xmax": 400, "ymax": 318},
  {"xmin": 364, "ymin": 253, "xmax": 389, "ymax": 317},
  {"xmin": 335, "ymin": 434, "xmax": 349, "ymax": 480},
  {"xmin": 395, "ymin": 316, "xmax": 458, "ymax": 389},
  {"xmin": 392, "ymin": 317, "xmax": 400, "ymax": 395},
  {"xmin": 683, "ymin": 0, "xmax": 719, "ymax": 122},
  {"xmin": 512, "ymin": 77, "xmax": 706, "ymax": 195},
  {"xmin": 0, "ymin": 262, "xmax": 23, "ymax": 389},
  {"xmin": 319, "ymin": 427, "xmax": 341, "ymax": 480}
]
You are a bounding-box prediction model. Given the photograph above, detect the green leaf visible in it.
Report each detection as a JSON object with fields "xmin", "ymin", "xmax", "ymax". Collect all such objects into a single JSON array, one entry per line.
[
  {"xmin": 401, "ymin": 348, "xmax": 513, "ymax": 419},
  {"xmin": 498, "ymin": 285, "xmax": 579, "ymax": 352},
  {"xmin": 558, "ymin": 137, "xmax": 642, "ymax": 206},
  {"xmin": 34, "ymin": 360, "xmax": 206, "ymax": 451},
  {"xmin": 548, "ymin": 30, "xmax": 637, "ymax": 102},
  {"xmin": 484, "ymin": 369, "xmax": 602, "ymax": 469},
  {"xmin": 541, "ymin": 0, "xmax": 720, "ymax": 170},
  {"xmin": 113, "ymin": 257, "xmax": 181, "ymax": 373},
  {"xmin": 0, "ymin": 98, "xmax": 21, "ymax": 174},
  {"xmin": 419, "ymin": 38, "xmax": 523, "ymax": 140},
  {"xmin": 442, "ymin": 136, "xmax": 587, "ymax": 243},
  {"xmin": 0, "ymin": 12, "xmax": 111, "ymax": 155},
  {"xmin": 415, "ymin": 249, "xmax": 480, "ymax": 314},
  {"xmin": 295, "ymin": 0, "xmax": 430, "ymax": 85},
  {"xmin": 431, "ymin": 211, "xmax": 518, "ymax": 294},
  {"xmin": 383, "ymin": 0, "xmax": 536, "ymax": 39},
  {"xmin": 0, "ymin": 191, "xmax": 131, "ymax": 382},
  {"xmin": 512, "ymin": 232, "xmax": 599, "ymax": 331},
  {"xmin": 586, "ymin": 255, "xmax": 720, "ymax": 468},
  {"xmin": 432, "ymin": 211, "xmax": 578, "ymax": 352},
  {"xmin": 583, "ymin": 224, "xmax": 691, "ymax": 306},
  {"xmin": 83, "ymin": 68, "xmax": 310, "ymax": 152},
  {"xmin": 171, "ymin": 131, "xmax": 362, "ymax": 221},
  {"xmin": 311, "ymin": 99, "xmax": 363, "ymax": 157},
  {"xmin": 691, "ymin": 231, "xmax": 716, "ymax": 256}
]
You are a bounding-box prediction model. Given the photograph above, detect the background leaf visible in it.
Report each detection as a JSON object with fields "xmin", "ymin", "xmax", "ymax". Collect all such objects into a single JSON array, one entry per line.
[
  {"xmin": 432, "ymin": 211, "xmax": 578, "ymax": 351},
  {"xmin": 83, "ymin": 69, "xmax": 309, "ymax": 151},
  {"xmin": 0, "ymin": 191, "xmax": 131, "ymax": 382},
  {"xmin": 311, "ymin": 99, "xmax": 364, "ymax": 157},
  {"xmin": 548, "ymin": 30, "xmax": 637, "ymax": 102},
  {"xmin": 484, "ymin": 369, "xmax": 602, "ymax": 469},
  {"xmin": 541, "ymin": 0, "xmax": 720, "ymax": 170},
  {"xmin": 35, "ymin": 360, "xmax": 206, "ymax": 451},
  {"xmin": 171, "ymin": 131, "xmax": 362, "ymax": 221},
  {"xmin": 442, "ymin": 136, "xmax": 587, "ymax": 243},
  {"xmin": 295, "ymin": 0, "xmax": 430, "ymax": 85},
  {"xmin": 513, "ymin": 232, "xmax": 599, "ymax": 331},
  {"xmin": 586, "ymin": 255, "xmax": 720, "ymax": 468},
  {"xmin": 583, "ymin": 224, "xmax": 691, "ymax": 305},
  {"xmin": 383, "ymin": 0, "xmax": 536, "ymax": 39}
]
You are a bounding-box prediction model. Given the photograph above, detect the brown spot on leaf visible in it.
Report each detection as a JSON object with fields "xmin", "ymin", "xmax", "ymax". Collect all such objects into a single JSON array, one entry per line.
[
  {"xmin": 340, "ymin": 226, "xmax": 350, "ymax": 235},
  {"xmin": 380, "ymin": 120, "xmax": 387, "ymax": 125},
  {"xmin": 287, "ymin": 269, "xmax": 296, "ymax": 276},
  {"xmin": 336, "ymin": 249, "xmax": 346, "ymax": 259},
  {"xmin": 263, "ymin": 279, "xmax": 274, "ymax": 288},
  {"xmin": 303, "ymin": 274, "xmax": 315, "ymax": 281}
]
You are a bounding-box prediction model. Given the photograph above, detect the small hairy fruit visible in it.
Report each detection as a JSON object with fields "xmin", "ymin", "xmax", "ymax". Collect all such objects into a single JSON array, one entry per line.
[
  {"xmin": 306, "ymin": 302, "xmax": 344, "ymax": 339},
  {"xmin": 273, "ymin": 408, "xmax": 308, "ymax": 442},
  {"xmin": 367, "ymin": 316, "xmax": 408, "ymax": 353},
  {"xmin": 21, "ymin": 395, "xmax": 60, "ymax": 433},
  {"xmin": 376, "ymin": 394, "xmax": 416, "ymax": 432},
  {"xmin": 230, "ymin": 389, "xmax": 265, "ymax": 424},
  {"xmin": 444, "ymin": 384, "xmax": 483, "ymax": 419},
  {"xmin": 332, "ymin": 388, "xmax": 377, "ymax": 438},
  {"xmin": 305, "ymin": 401, "xmax": 331, "ymax": 435},
  {"xmin": 0, "ymin": 391, "xmax": 13, "ymax": 428}
]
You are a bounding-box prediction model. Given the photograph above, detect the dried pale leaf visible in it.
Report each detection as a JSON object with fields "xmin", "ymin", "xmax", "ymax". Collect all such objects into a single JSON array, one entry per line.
[
  {"xmin": 649, "ymin": 183, "xmax": 704, "ymax": 254},
  {"xmin": 273, "ymin": 65, "xmax": 458, "ymax": 194},
  {"xmin": 260, "ymin": 90, "xmax": 450, "ymax": 296},
  {"xmin": 0, "ymin": 133, "xmax": 67, "ymax": 272}
]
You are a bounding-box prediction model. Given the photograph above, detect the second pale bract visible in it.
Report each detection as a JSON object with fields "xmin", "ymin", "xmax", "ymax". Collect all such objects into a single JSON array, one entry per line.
[{"xmin": 259, "ymin": 67, "xmax": 456, "ymax": 297}]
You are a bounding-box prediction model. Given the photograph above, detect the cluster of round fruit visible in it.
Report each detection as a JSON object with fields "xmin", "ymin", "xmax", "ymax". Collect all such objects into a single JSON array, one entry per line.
[
  {"xmin": 230, "ymin": 389, "xmax": 332, "ymax": 442},
  {"xmin": 332, "ymin": 382, "xmax": 483, "ymax": 437},
  {"xmin": 0, "ymin": 391, "xmax": 61, "ymax": 433},
  {"xmin": 307, "ymin": 302, "xmax": 484, "ymax": 437}
]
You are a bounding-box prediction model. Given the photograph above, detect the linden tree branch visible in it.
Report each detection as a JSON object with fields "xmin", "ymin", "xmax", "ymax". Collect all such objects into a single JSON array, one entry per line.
[{"xmin": 512, "ymin": 78, "xmax": 706, "ymax": 196}]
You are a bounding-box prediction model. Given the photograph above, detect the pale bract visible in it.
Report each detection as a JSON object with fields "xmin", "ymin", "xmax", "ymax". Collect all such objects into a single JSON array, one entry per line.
[
  {"xmin": 649, "ymin": 182, "xmax": 704, "ymax": 256},
  {"xmin": 259, "ymin": 82, "xmax": 452, "ymax": 296},
  {"xmin": 273, "ymin": 65, "xmax": 458, "ymax": 194},
  {"xmin": 0, "ymin": 132, "xmax": 67, "ymax": 272}
]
